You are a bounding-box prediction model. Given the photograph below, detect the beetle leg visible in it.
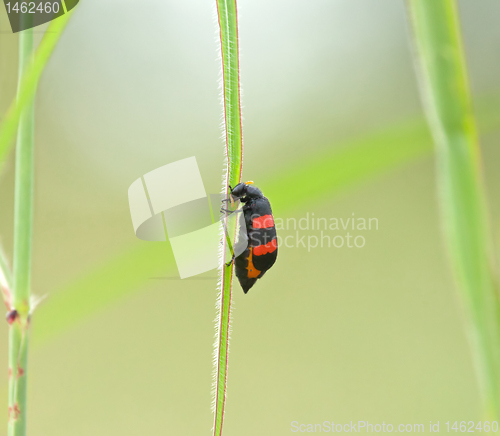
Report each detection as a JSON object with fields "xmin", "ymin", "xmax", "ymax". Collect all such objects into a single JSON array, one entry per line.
[
  {"xmin": 220, "ymin": 207, "xmax": 243, "ymax": 214},
  {"xmin": 226, "ymin": 254, "xmax": 235, "ymax": 267}
]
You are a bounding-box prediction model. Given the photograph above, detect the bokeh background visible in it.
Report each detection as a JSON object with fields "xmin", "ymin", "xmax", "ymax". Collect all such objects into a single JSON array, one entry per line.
[{"xmin": 1, "ymin": 0, "xmax": 500, "ymax": 434}]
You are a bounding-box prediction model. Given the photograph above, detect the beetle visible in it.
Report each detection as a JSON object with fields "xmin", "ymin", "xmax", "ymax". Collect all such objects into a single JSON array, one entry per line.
[{"xmin": 222, "ymin": 181, "xmax": 278, "ymax": 293}]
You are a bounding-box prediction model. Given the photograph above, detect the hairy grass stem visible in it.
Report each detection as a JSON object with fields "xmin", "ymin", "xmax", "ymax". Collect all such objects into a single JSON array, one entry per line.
[{"xmin": 213, "ymin": 0, "xmax": 243, "ymax": 435}]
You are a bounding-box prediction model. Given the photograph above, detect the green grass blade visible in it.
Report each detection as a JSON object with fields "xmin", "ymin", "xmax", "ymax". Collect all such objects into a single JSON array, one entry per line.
[
  {"xmin": 214, "ymin": 1, "xmax": 243, "ymax": 435},
  {"xmin": 266, "ymin": 118, "xmax": 432, "ymax": 213},
  {"xmin": 33, "ymin": 242, "xmax": 175, "ymax": 345},
  {"xmin": 8, "ymin": 22, "xmax": 35, "ymax": 436},
  {"xmin": 407, "ymin": 0, "xmax": 500, "ymax": 418},
  {"xmin": 0, "ymin": 11, "xmax": 74, "ymax": 169}
]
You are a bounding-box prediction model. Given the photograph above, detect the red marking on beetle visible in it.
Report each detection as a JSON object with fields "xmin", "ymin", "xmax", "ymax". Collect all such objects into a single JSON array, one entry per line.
[
  {"xmin": 253, "ymin": 239, "xmax": 277, "ymax": 256},
  {"xmin": 252, "ymin": 214, "xmax": 274, "ymax": 229}
]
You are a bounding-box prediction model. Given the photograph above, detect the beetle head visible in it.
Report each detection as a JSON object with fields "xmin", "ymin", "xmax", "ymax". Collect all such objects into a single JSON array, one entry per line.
[
  {"xmin": 230, "ymin": 181, "xmax": 263, "ymax": 200},
  {"xmin": 230, "ymin": 182, "xmax": 249, "ymax": 199}
]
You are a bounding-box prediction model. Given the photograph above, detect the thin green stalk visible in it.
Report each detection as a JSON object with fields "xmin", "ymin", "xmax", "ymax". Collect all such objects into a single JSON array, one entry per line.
[
  {"xmin": 214, "ymin": 1, "xmax": 243, "ymax": 435},
  {"xmin": 0, "ymin": 12, "xmax": 74, "ymax": 433},
  {"xmin": 8, "ymin": 21, "xmax": 36, "ymax": 436},
  {"xmin": 407, "ymin": 0, "xmax": 500, "ymax": 418}
]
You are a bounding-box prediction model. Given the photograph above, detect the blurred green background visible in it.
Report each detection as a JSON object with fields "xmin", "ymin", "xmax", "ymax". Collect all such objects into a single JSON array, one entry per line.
[{"xmin": 1, "ymin": 0, "xmax": 500, "ymax": 434}]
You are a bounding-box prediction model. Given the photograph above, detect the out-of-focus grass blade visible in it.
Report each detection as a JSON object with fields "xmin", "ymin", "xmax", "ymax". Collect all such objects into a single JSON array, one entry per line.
[
  {"xmin": 0, "ymin": 11, "xmax": 74, "ymax": 168},
  {"xmin": 266, "ymin": 118, "xmax": 432, "ymax": 213},
  {"xmin": 33, "ymin": 242, "xmax": 176, "ymax": 345},
  {"xmin": 408, "ymin": 0, "xmax": 500, "ymax": 418},
  {"xmin": 29, "ymin": 95, "xmax": 500, "ymax": 347},
  {"xmin": 268, "ymin": 94, "xmax": 499, "ymax": 214}
]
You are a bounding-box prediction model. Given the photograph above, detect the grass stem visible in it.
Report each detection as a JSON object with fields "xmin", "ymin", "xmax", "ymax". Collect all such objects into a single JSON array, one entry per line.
[
  {"xmin": 8, "ymin": 21, "xmax": 35, "ymax": 436},
  {"xmin": 407, "ymin": 0, "xmax": 500, "ymax": 418},
  {"xmin": 214, "ymin": 1, "xmax": 243, "ymax": 435}
]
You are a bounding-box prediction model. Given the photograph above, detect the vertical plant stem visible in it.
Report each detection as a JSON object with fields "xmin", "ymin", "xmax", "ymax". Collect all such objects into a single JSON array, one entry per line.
[
  {"xmin": 214, "ymin": 1, "xmax": 243, "ymax": 435},
  {"xmin": 407, "ymin": 0, "xmax": 500, "ymax": 418},
  {"xmin": 8, "ymin": 21, "xmax": 35, "ymax": 436},
  {"xmin": 2, "ymin": 10, "xmax": 73, "ymax": 434}
]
